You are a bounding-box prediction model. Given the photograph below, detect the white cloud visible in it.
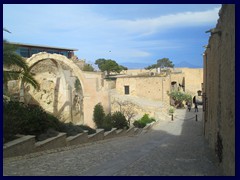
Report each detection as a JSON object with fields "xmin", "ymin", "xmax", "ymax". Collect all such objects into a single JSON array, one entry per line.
[
  {"xmin": 130, "ymin": 50, "xmax": 151, "ymax": 57},
  {"xmin": 3, "ymin": 5, "xmax": 220, "ymax": 67},
  {"xmin": 110, "ymin": 7, "xmax": 220, "ymax": 36},
  {"xmin": 4, "ymin": 5, "xmax": 220, "ymax": 42}
]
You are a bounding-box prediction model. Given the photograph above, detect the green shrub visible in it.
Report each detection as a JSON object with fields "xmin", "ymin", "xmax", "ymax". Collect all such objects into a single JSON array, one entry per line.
[
  {"xmin": 111, "ymin": 111, "xmax": 128, "ymax": 129},
  {"xmin": 37, "ymin": 128, "xmax": 59, "ymax": 141},
  {"xmin": 83, "ymin": 64, "xmax": 94, "ymax": 71},
  {"xmin": 78, "ymin": 125, "xmax": 96, "ymax": 135},
  {"xmin": 168, "ymin": 106, "xmax": 175, "ymax": 114},
  {"xmin": 133, "ymin": 120, "xmax": 146, "ymax": 128},
  {"xmin": 93, "ymin": 103, "xmax": 105, "ymax": 128},
  {"xmin": 168, "ymin": 91, "xmax": 192, "ymax": 108},
  {"xmin": 133, "ymin": 114, "xmax": 156, "ymax": 128},
  {"xmin": 3, "ymin": 101, "xmax": 87, "ymax": 142},
  {"xmin": 102, "ymin": 113, "xmax": 113, "ymax": 131},
  {"xmin": 57, "ymin": 122, "xmax": 83, "ymax": 137},
  {"xmin": 3, "ymin": 101, "xmax": 23, "ymax": 141},
  {"xmin": 3, "ymin": 101, "xmax": 61, "ymax": 142},
  {"xmin": 140, "ymin": 114, "xmax": 155, "ymax": 124}
]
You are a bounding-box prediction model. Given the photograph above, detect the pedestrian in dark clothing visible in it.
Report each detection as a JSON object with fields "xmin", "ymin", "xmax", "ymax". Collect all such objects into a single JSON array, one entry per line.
[
  {"xmin": 195, "ymin": 103, "xmax": 198, "ymax": 112},
  {"xmin": 187, "ymin": 102, "xmax": 191, "ymax": 112},
  {"xmin": 193, "ymin": 96, "xmax": 196, "ymax": 104}
]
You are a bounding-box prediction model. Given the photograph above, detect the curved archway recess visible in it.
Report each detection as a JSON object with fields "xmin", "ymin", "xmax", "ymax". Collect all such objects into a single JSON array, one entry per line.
[
  {"xmin": 26, "ymin": 52, "xmax": 86, "ymax": 95},
  {"xmin": 19, "ymin": 52, "xmax": 86, "ymax": 124}
]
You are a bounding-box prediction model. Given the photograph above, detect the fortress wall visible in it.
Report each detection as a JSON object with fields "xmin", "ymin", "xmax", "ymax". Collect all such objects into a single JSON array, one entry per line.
[{"xmin": 203, "ymin": 5, "xmax": 235, "ymax": 175}]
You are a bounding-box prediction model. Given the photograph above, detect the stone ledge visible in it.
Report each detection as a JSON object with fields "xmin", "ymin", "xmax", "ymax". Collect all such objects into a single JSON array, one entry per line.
[
  {"xmin": 35, "ymin": 133, "xmax": 67, "ymax": 152},
  {"xmin": 126, "ymin": 127, "xmax": 136, "ymax": 136},
  {"xmin": 66, "ymin": 132, "xmax": 88, "ymax": 146},
  {"xmin": 104, "ymin": 128, "xmax": 117, "ymax": 139},
  {"xmin": 116, "ymin": 129, "xmax": 127, "ymax": 136},
  {"xmin": 3, "ymin": 135, "xmax": 35, "ymax": 158},
  {"xmin": 88, "ymin": 129, "xmax": 104, "ymax": 142},
  {"xmin": 3, "ymin": 124, "xmax": 154, "ymax": 158}
]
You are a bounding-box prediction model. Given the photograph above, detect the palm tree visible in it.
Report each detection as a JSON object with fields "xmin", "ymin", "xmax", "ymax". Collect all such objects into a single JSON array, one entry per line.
[{"xmin": 3, "ymin": 29, "xmax": 40, "ymax": 96}]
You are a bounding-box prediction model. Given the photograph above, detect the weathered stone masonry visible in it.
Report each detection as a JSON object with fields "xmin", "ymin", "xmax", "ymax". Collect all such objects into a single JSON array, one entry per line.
[{"xmin": 203, "ymin": 4, "xmax": 235, "ymax": 176}]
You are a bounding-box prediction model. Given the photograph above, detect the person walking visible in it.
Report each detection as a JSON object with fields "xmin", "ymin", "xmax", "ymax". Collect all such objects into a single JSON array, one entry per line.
[
  {"xmin": 193, "ymin": 96, "xmax": 196, "ymax": 105},
  {"xmin": 187, "ymin": 102, "xmax": 191, "ymax": 112},
  {"xmin": 194, "ymin": 103, "xmax": 198, "ymax": 112}
]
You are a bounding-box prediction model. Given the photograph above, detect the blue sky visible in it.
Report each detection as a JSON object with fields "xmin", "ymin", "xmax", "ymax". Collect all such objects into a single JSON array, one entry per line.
[{"xmin": 3, "ymin": 4, "xmax": 221, "ymax": 69}]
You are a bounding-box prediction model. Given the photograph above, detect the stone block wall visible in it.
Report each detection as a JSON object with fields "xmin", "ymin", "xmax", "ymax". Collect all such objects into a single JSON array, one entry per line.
[
  {"xmin": 177, "ymin": 68, "xmax": 203, "ymax": 96},
  {"xmin": 15, "ymin": 54, "xmax": 113, "ymax": 128},
  {"xmin": 203, "ymin": 4, "xmax": 235, "ymax": 175},
  {"xmin": 116, "ymin": 76, "xmax": 170, "ymax": 102},
  {"xmin": 3, "ymin": 135, "xmax": 35, "ymax": 158},
  {"xmin": 4, "ymin": 125, "xmax": 152, "ymax": 158}
]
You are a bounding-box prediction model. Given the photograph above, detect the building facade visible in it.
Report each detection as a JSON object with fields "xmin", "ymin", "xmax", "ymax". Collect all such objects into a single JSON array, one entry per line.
[
  {"xmin": 11, "ymin": 42, "xmax": 77, "ymax": 59},
  {"xmin": 112, "ymin": 68, "xmax": 203, "ymax": 120}
]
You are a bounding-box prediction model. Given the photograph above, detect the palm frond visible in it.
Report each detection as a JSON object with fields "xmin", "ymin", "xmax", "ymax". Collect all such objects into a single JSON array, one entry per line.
[
  {"xmin": 21, "ymin": 71, "xmax": 40, "ymax": 90},
  {"xmin": 3, "ymin": 42, "xmax": 28, "ymax": 70},
  {"xmin": 3, "ymin": 38, "xmax": 40, "ymax": 91},
  {"xmin": 3, "ymin": 28, "xmax": 11, "ymax": 33},
  {"xmin": 3, "ymin": 70, "xmax": 22, "ymax": 81},
  {"xmin": 3, "ymin": 70, "xmax": 40, "ymax": 90}
]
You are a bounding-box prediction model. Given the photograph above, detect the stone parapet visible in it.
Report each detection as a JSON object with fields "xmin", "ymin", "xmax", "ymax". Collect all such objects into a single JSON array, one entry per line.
[
  {"xmin": 35, "ymin": 133, "xmax": 67, "ymax": 152},
  {"xmin": 66, "ymin": 132, "xmax": 88, "ymax": 146},
  {"xmin": 88, "ymin": 129, "xmax": 104, "ymax": 142},
  {"xmin": 104, "ymin": 128, "xmax": 117, "ymax": 139},
  {"xmin": 3, "ymin": 135, "xmax": 35, "ymax": 158},
  {"xmin": 3, "ymin": 124, "xmax": 156, "ymax": 158}
]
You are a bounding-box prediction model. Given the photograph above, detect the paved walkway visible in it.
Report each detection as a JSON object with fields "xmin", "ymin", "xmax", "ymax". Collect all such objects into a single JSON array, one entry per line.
[{"xmin": 3, "ymin": 107, "xmax": 223, "ymax": 176}]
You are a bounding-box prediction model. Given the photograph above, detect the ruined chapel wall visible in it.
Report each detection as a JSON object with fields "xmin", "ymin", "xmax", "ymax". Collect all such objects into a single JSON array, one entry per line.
[{"xmin": 23, "ymin": 53, "xmax": 111, "ymax": 128}]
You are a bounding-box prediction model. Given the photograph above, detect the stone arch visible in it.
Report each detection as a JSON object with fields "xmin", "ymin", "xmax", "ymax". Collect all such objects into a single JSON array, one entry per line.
[
  {"xmin": 26, "ymin": 52, "xmax": 86, "ymax": 94},
  {"xmin": 20, "ymin": 52, "xmax": 87, "ymax": 124}
]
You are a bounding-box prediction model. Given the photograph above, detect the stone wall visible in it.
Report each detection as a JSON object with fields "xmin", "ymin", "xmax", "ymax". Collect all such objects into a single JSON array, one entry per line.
[
  {"xmin": 123, "ymin": 69, "xmax": 149, "ymax": 76},
  {"xmin": 4, "ymin": 125, "xmax": 153, "ymax": 158},
  {"xmin": 111, "ymin": 92, "xmax": 164, "ymax": 123},
  {"xmin": 24, "ymin": 59, "xmax": 81, "ymax": 123},
  {"xmin": 203, "ymin": 4, "xmax": 235, "ymax": 175},
  {"xmin": 116, "ymin": 76, "xmax": 170, "ymax": 102},
  {"xmin": 20, "ymin": 53, "xmax": 112, "ymax": 128},
  {"xmin": 115, "ymin": 68, "xmax": 203, "ymax": 103},
  {"xmin": 175, "ymin": 68, "xmax": 203, "ymax": 96}
]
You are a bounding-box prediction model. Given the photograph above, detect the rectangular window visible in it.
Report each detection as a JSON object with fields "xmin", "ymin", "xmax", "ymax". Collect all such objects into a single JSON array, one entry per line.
[
  {"xmin": 19, "ymin": 47, "xmax": 29, "ymax": 58},
  {"xmin": 124, "ymin": 86, "xmax": 129, "ymax": 95},
  {"xmin": 30, "ymin": 48, "xmax": 42, "ymax": 56}
]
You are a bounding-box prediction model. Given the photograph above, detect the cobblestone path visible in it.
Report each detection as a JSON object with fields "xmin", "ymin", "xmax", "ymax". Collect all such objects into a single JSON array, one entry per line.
[{"xmin": 3, "ymin": 108, "xmax": 223, "ymax": 176}]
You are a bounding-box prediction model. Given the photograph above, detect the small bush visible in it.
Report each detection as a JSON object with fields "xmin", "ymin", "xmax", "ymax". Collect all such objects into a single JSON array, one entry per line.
[
  {"xmin": 111, "ymin": 111, "xmax": 128, "ymax": 129},
  {"xmin": 168, "ymin": 91, "xmax": 192, "ymax": 108},
  {"xmin": 168, "ymin": 106, "xmax": 175, "ymax": 115},
  {"xmin": 78, "ymin": 125, "xmax": 96, "ymax": 135},
  {"xmin": 57, "ymin": 122, "xmax": 83, "ymax": 137},
  {"xmin": 133, "ymin": 114, "xmax": 156, "ymax": 128},
  {"xmin": 102, "ymin": 113, "xmax": 113, "ymax": 131},
  {"xmin": 140, "ymin": 114, "xmax": 156, "ymax": 124},
  {"xmin": 3, "ymin": 101, "xmax": 88, "ymax": 142},
  {"xmin": 82, "ymin": 64, "xmax": 94, "ymax": 72},
  {"xmin": 93, "ymin": 103, "xmax": 105, "ymax": 128},
  {"xmin": 37, "ymin": 128, "xmax": 59, "ymax": 141},
  {"xmin": 3, "ymin": 101, "xmax": 61, "ymax": 142},
  {"xmin": 133, "ymin": 121, "xmax": 146, "ymax": 128}
]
